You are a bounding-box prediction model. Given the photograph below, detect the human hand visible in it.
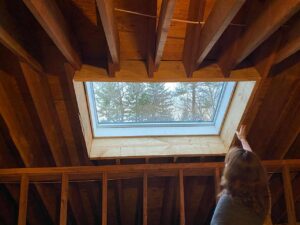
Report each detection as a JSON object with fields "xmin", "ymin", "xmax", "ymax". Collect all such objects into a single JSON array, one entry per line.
[{"xmin": 235, "ymin": 125, "xmax": 247, "ymax": 141}]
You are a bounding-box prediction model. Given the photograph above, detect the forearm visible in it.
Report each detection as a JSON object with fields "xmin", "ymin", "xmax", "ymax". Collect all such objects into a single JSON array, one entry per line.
[{"xmin": 240, "ymin": 138, "xmax": 252, "ymax": 152}]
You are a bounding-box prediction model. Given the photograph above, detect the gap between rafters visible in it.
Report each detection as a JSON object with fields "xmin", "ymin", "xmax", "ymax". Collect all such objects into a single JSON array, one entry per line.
[{"xmin": 114, "ymin": 8, "xmax": 246, "ymax": 27}]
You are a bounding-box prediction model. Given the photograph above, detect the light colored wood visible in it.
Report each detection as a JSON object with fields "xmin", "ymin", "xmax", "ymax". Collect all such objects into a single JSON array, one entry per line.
[
  {"xmin": 0, "ymin": 160, "xmax": 299, "ymax": 182},
  {"xmin": 74, "ymin": 62, "xmax": 261, "ymax": 82},
  {"xmin": 73, "ymin": 81, "xmax": 93, "ymax": 155},
  {"xmin": 59, "ymin": 174, "xmax": 69, "ymax": 225},
  {"xmin": 275, "ymin": 17, "xmax": 300, "ymax": 64},
  {"xmin": 219, "ymin": 0, "xmax": 300, "ymax": 75},
  {"xmin": 214, "ymin": 167, "xmax": 221, "ymax": 203},
  {"xmin": 143, "ymin": 173, "xmax": 148, "ymax": 225},
  {"xmin": 102, "ymin": 172, "xmax": 108, "ymax": 225},
  {"xmin": 96, "ymin": 0, "xmax": 119, "ymax": 65},
  {"xmin": 0, "ymin": 1, "xmax": 43, "ymax": 72},
  {"xmin": 20, "ymin": 62, "xmax": 69, "ymax": 166},
  {"xmin": 179, "ymin": 170, "xmax": 185, "ymax": 225},
  {"xmin": 195, "ymin": 0, "xmax": 245, "ymax": 66},
  {"xmin": 23, "ymin": 0, "xmax": 81, "ymax": 70},
  {"xmin": 220, "ymin": 81, "xmax": 256, "ymax": 149},
  {"xmin": 282, "ymin": 166, "xmax": 296, "ymax": 225},
  {"xmin": 90, "ymin": 136, "xmax": 226, "ymax": 159},
  {"xmin": 154, "ymin": 0, "xmax": 177, "ymax": 70},
  {"xmin": 18, "ymin": 175, "xmax": 29, "ymax": 225}
]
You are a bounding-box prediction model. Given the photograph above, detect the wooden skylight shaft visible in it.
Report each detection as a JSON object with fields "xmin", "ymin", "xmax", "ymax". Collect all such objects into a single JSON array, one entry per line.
[
  {"xmin": 219, "ymin": 0, "xmax": 300, "ymax": 76},
  {"xmin": 23, "ymin": 0, "xmax": 81, "ymax": 70},
  {"xmin": 179, "ymin": 170, "xmax": 185, "ymax": 225},
  {"xmin": 102, "ymin": 172, "xmax": 108, "ymax": 225}
]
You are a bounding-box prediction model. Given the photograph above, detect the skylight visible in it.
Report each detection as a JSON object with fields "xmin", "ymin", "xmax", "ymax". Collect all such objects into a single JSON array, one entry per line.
[{"xmin": 86, "ymin": 82, "xmax": 235, "ymax": 137}]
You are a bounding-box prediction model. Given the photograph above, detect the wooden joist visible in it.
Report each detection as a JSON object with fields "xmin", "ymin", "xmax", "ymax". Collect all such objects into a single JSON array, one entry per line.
[
  {"xmin": 59, "ymin": 174, "xmax": 69, "ymax": 225},
  {"xmin": 23, "ymin": 0, "xmax": 81, "ymax": 70},
  {"xmin": 154, "ymin": 0, "xmax": 176, "ymax": 70},
  {"xmin": 219, "ymin": 0, "xmax": 300, "ymax": 76},
  {"xmin": 0, "ymin": 1, "xmax": 43, "ymax": 73},
  {"xmin": 96, "ymin": 0, "xmax": 120, "ymax": 72},
  {"xmin": 74, "ymin": 62, "xmax": 261, "ymax": 82},
  {"xmin": 195, "ymin": 0, "xmax": 245, "ymax": 66},
  {"xmin": 274, "ymin": 16, "xmax": 300, "ymax": 64},
  {"xmin": 18, "ymin": 176, "xmax": 29, "ymax": 225}
]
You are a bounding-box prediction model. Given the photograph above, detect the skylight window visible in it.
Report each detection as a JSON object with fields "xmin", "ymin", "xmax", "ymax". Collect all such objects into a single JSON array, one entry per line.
[{"xmin": 86, "ymin": 82, "xmax": 235, "ymax": 137}]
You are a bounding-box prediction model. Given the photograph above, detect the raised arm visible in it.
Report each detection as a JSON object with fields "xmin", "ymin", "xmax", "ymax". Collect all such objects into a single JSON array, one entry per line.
[{"xmin": 235, "ymin": 125, "xmax": 252, "ymax": 152}]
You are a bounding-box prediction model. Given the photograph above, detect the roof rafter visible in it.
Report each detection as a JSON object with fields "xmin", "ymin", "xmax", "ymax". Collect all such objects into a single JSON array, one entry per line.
[
  {"xmin": 96, "ymin": 0, "xmax": 120, "ymax": 75},
  {"xmin": 154, "ymin": 0, "xmax": 177, "ymax": 70},
  {"xmin": 195, "ymin": 0, "xmax": 245, "ymax": 67},
  {"xmin": 23, "ymin": 0, "xmax": 81, "ymax": 70},
  {"xmin": 219, "ymin": 0, "xmax": 300, "ymax": 76},
  {"xmin": 0, "ymin": 1, "xmax": 43, "ymax": 73},
  {"xmin": 274, "ymin": 16, "xmax": 300, "ymax": 64}
]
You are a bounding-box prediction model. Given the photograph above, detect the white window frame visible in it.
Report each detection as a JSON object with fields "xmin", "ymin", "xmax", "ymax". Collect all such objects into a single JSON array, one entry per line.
[{"xmin": 85, "ymin": 82, "xmax": 236, "ymax": 137}]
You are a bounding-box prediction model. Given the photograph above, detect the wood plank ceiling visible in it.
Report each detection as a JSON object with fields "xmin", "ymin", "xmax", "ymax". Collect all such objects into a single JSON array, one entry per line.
[{"xmin": 0, "ymin": 0, "xmax": 300, "ymax": 224}]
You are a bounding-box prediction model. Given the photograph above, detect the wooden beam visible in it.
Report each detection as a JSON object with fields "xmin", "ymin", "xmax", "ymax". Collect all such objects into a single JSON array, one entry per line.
[
  {"xmin": 102, "ymin": 172, "xmax": 108, "ymax": 225},
  {"xmin": 143, "ymin": 173, "xmax": 148, "ymax": 225},
  {"xmin": 182, "ymin": 0, "xmax": 205, "ymax": 77},
  {"xmin": 282, "ymin": 166, "xmax": 296, "ymax": 225},
  {"xmin": 59, "ymin": 174, "xmax": 69, "ymax": 225},
  {"xmin": 19, "ymin": 62, "xmax": 70, "ymax": 166},
  {"xmin": 0, "ymin": 160, "xmax": 300, "ymax": 182},
  {"xmin": 96, "ymin": 0, "xmax": 120, "ymax": 67},
  {"xmin": 23, "ymin": 0, "xmax": 81, "ymax": 70},
  {"xmin": 274, "ymin": 16, "xmax": 300, "ymax": 64},
  {"xmin": 74, "ymin": 62, "xmax": 261, "ymax": 82},
  {"xmin": 219, "ymin": 0, "xmax": 300, "ymax": 76},
  {"xmin": 179, "ymin": 170, "xmax": 185, "ymax": 225},
  {"xmin": 18, "ymin": 175, "xmax": 29, "ymax": 225},
  {"xmin": 154, "ymin": 0, "xmax": 176, "ymax": 70},
  {"xmin": 0, "ymin": 1, "xmax": 43, "ymax": 72},
  {"xmin": 195, "ymin": 0, "xmax": 245, "ymax": 66}
]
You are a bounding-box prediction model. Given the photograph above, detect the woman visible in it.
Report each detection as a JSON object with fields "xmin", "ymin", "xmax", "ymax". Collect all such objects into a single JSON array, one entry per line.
[{"xmin": 211, "ymin": 125, "xmax": 271, "ymax": 225}]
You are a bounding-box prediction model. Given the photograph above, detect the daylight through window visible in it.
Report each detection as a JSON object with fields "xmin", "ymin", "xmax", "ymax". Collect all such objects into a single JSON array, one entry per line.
[{"xmin": 86, "ymin": 82, "xmax": 235, "ymax": 137}]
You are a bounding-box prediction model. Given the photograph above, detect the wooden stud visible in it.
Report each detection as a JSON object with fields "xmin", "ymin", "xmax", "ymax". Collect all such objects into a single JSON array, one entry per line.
[
  {"xmin": 59, "ymin": 174, "xmax": 69, "ymax": 225},
  {"xmin": 195, "ymin": 0, "xmax": 245, "ymax": 66},
  {"xmin": 214, "ymin": 167, "xmax": 221, "ymax": 203},
  {"xmin": 96, "ymin": 0, "xmax": 120, "ymax": 68},
  {"xmin": 179, "ymin": 170, "xmax": 185, "ymax": 225},
  {"xmin": 23, "ymin": 0, "xmax": 81, "ymax": 70},
  {"xmin": 102, "ymin": 172, "xmax": 108, "ymax": 225},
  {"xmin": 18, "ymin": 175, "xmax": 29, "ymax": 225},
  {"xmin": 143, "ymin": 173, "xmax": 148, "ymax": 225},
  {"xmin": 154, "ymin": 0, "xmax": 176, "ymax": 70},
  {"xmin": 219, "ymin": 0, "xmax": 300, "ymax": 76},
  {"xmin": 282, "ymin": 166, "xmax": 296, "ymax": 225}
]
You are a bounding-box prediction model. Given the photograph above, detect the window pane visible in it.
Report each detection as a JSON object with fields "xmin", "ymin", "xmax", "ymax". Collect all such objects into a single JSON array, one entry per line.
[{"xmin": 90, "ymin": 82, "xmax": 225, "ymax": 124}]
